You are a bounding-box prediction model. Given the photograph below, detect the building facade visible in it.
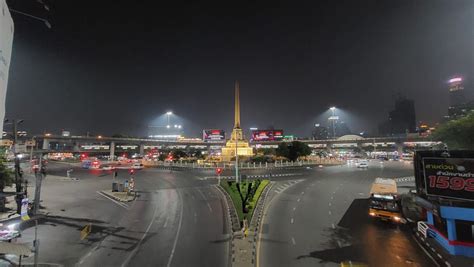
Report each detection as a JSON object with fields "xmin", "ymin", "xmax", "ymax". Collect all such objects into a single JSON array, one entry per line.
[
  {"xmin": 379, "ymin": 95, "xmax": 416, "ymax": 136},
  {"xmin": 0, "ymin": 0, "xmax": 14, "ymax": 134}
]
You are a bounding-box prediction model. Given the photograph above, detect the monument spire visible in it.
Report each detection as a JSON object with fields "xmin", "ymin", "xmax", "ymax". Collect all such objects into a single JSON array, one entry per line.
[{"xmin": 234, "ymin": 80, "xmax": 241, "ymax": 128}]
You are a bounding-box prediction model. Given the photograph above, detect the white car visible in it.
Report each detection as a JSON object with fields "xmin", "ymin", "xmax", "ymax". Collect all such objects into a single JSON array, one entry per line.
[
  {"xmin": 131, "ymin": 163, "xmax": 144, "ymax": 169},
  {"xmin": 101, "ymin": 165, "xmax": 115, "ymax": 170},
  {"xmin": 358, "ymin": 161, "xmax": 368, "ymax": 168}
]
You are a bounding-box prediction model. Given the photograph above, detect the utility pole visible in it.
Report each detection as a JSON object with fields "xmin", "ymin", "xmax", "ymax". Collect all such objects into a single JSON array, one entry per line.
[
  {"xmin": 235, "ymin": 135, "xmax": 239, "ymax": 184},
  {"xmin": 33, "ymin": 154, "xmax": 44, "ymax": 216}
]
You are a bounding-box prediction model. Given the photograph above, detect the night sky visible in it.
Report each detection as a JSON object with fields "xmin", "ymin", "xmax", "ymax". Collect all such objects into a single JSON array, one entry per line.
[{"xmin": 5, "ymin": 0, "xmax": 474, "ymax": 137}]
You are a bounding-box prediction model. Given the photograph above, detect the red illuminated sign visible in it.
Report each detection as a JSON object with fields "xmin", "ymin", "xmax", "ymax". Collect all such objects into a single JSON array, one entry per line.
[{"xmin": 251, "ymin": 130, "xmax": 284, "ymax": 141}]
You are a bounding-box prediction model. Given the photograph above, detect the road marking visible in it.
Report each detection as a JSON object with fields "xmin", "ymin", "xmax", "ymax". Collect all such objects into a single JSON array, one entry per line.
[
  {"xmin": 291, "ymin": 237, "xmax": 296, "ymax": 245},
  {"xmin": 97, "ymin": 191, "xmax": 129, "ymax": 210},
  {"xmin": 167, "ymin": 191, "xmax": 184, "ymax": 267},
  {"xmin": 331, "ymin": 196, "xmax": 334, "ymax": 200},
  {"xmin": 332, "ymin": 223, "xmax": 335, "ymax": 229},
  {"xmin": 297, "ymin": 198, "xmax": 301, "ymax": 202},
  {"xmin": 121, "ymin": 194, "xmax": 160, "ymax": 267},
  {"xmin": 329, "ymin": 211, "xmax": 332, "ymax": 215},
  {"xmin": 163, "ymin": 216, "xmax": 169, "ymax": 228},
  {"xmin": 328, "ymin": 202, "xmax": 332, "ymax": 206},
  {"xmin": 290, "ymin": 218, "xmax": 294, "ymax": 224},
  {"xmin": 197, "ymin": 188, "xmax": 213, "ymax": 212},
  {"xmin": 337, "ymin": 240, "xmax": 341, "ymax": 248},
  {"xmin": 301, "ymin": 191, "xmax": 304, "ymax": 195},
  {"xmin": 412, "ymin": 234, "xmax": 440, "ymax": 267},
  {"xmin": 293, "ymin": 207, "xmax": 296, "ymax": 211},
  {"xmin": 194, "ymin": 212, "xmax": 197, "ymax": 223}
]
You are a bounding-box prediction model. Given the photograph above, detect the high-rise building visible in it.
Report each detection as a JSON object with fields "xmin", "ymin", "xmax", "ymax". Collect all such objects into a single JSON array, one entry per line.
[
  {"xmin": 448, "ymin": 77, "xmax": 465, "ymax": 107},
  {"xmin": 312, "ymin": 124, "xmax": 328, "ymax": 140},
  {"xmin": 379, "ymin": 95, "xmax": 416, "ymax": 136},
  {"xmin": 446, "ymin": 77, "xmax": 474, "ymax": 120}
]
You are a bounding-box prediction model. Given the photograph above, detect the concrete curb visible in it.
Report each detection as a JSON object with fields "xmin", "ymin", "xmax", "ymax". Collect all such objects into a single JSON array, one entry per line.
[
  {"xmin": 249, "ymin": 182, "xmax": 274, "ymax": 266},
  {"xmin": 216, "ymin": 185, "xmax": 241, "ymax": 232},
  {"xmin": 100, "ymin": 190, "xmax": 136, "ymax": 202},
  {"xmin": 203, "ymin": 173, "xmax": 303, "ymax": 180},
  {"xmin": 413, "ymin": 230, "xmax": 452, "ymax": 267},
  {"xmin": 213, "ymin": 185, "xmax": 234, "ymax": 267}
]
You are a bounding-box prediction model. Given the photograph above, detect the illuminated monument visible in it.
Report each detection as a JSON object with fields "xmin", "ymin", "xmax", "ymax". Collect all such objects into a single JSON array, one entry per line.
[{"xmin": 221, "ymin": 81, "xmax": 254, "ymax": 161}]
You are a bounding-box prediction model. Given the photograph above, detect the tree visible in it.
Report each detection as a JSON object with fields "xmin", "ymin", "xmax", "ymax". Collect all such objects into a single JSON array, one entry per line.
[
  {"xmin": 276, "ymin": 141, "xmax": 312, "ymax": 161},
  {"xmin": 0, "ymin": 157, "xmax": 14, "ymax": 211},
  {"xmin": 171, "ymin": 149, "xmax": 187, "ymax": 159},
  {"xmin": 433, "ymin": 112, "xmax": 474, "ymax": 149},
  {"xmin": 276, "ymin": 143, "xmax": 289, "ymax": 158}
]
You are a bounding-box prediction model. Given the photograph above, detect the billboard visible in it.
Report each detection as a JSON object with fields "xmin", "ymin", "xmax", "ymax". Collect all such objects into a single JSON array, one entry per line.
[
  {"xmin": 251, "ymin": 130, "xmax": 284, "ymax": 141},
  {"xmin": 0, "ymin": 0, "xmax": 13, "ymax": 135},
  {"xmin": 421, "ymin": 157, "xmax": 474, "ymax": 201},
  {"xmin": 203, "ymin": 129, "xmax": 225, "ymax": 142}
]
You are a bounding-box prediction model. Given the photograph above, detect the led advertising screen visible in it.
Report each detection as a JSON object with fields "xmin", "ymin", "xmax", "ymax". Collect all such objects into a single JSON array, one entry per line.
[
  {"xmin": 422, "ymin": 157, "xmax": 474, "ymax": 201},
  {"xmin": 251, "ymin": 130, "xmax": 284, "ymax": 141},
  {"xmin": 203, "ymin": 129, "xmax": 225, "ymax": 142}
]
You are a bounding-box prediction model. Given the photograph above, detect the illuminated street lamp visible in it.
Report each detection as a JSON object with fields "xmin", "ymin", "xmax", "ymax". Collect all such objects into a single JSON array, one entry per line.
[
  {"xmin": 328, "ymin": 107, "xmax": 338, "ymax": 138},
  {"xmin": 166, "ymin": 111, "xmax": 173, "ymax": 126}
]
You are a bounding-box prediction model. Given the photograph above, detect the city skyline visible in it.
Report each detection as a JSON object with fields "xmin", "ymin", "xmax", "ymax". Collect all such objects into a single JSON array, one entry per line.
[{"xmin": 4, "ymin": 0, "xmax": 473, "ymax": 137}]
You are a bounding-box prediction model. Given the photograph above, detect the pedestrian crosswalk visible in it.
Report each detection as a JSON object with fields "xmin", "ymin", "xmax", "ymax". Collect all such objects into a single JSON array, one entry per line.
[
  {"xmin": 394, "ymin": 176, "xmax": 415, "ymax": 183},
  {"xmin": 200, "ymin": 173, "xmax": 302, "ymax": 180},
  {"xmin": 274, "ymin": 179, "xmax": 304, "ymax": 194}
]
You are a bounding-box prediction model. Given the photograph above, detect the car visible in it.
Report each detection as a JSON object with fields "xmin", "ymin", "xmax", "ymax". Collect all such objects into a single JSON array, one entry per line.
[
  {"xmin": 0, "ymin": 223, "xmax": 20, "ymax": 241},
  {"xmin": 131, "ymin": 163, "xmax": 144, "ymax": 169},
  {"xmin": 101, "ymin": 165, "xmax": 115, "ymax": 170},
  {"xmin": 358, "ymin": 161, "xmax": 368, "ymax": 168}
]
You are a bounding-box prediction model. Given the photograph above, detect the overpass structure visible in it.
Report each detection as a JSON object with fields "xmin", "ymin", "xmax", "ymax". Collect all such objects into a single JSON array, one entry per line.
[{"xmin": 24, "ymin": 134, "xmax": 439, "ymax": 158}]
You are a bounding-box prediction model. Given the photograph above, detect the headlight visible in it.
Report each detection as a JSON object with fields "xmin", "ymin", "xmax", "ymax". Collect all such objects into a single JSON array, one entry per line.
[
  {"xmin": 369, "ymin": 212, "xmax": 376, "ymax": 216},
  {"xmin": 393, "ymin": 216, "xmax": 401, "ymax": 221}
]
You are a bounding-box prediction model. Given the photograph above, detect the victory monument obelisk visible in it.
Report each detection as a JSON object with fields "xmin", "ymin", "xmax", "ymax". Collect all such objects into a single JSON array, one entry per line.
[{"xmin": 221, "ymin": 81, "xmax": 254, "ymax": 161}]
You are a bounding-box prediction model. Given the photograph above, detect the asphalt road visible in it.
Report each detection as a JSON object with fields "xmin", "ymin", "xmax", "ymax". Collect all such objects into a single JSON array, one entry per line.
[
  {"xmin": 11, "ymin": 162, "xmax": 230, "ymax": 267},
  {"xmin": 258, "ymin": 161, "xmax": 435, "ymax": 267}
]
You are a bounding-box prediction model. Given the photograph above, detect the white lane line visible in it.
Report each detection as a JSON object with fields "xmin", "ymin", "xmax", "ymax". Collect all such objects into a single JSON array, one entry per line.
[
  {"xmin": 329, "ymin": 211, "xmax": 332, "ymax": 215},
  {"xmin": 310, "ymin": 183, "xmax": 315, "ymax": 186},
  {"xmin": 328, "ymin": 203, "xmax": 332, "ymax": 206},
  {"xmin": 194, "ymin": 212, "xmax": 197, "ymax": 223},
  {"xmin": 197, "ymin": 188, "xmax": 213, "ymax": 212},
  {"xmin": 337, "ymin": 240, "xmax": 341, "ymax": 248},
  {"xmin": 293, "ymin": 207, "xmax": 296, "ymax": 211},
  {"xmin": 163, "ymin": 216, "xmax": 169, "ymax": 228},
  {"xmin": 290, "ymin": 218, "xmax": 294, "ymax": 224},
  {"xmin": 167, "ymin": 191, "xmax": 184, "ymax": 267},
  {"xmin": 121, "ymin": 195, "xmax": 160, "ymax": 267},
  {"xmin": 301, "ymin": 191, "xmax": 305, "ymax": 195},
  {"xmin": 332, "ymin": 223, "xmax": 336, "ymax": 229},
  {"xmin": 331, "ymin": 196, "xmax": 334, "ymax": 200},
  {"xmin": 297, "ymin": 198, "xmax": 301, "ymax": 202},
  {"xmin": 291, "ymin": 237, "xmax": 296, "ymax": 245},
  {"xmin": 97, "ymin": 191, "xmax": 129, "ymax": 210}
]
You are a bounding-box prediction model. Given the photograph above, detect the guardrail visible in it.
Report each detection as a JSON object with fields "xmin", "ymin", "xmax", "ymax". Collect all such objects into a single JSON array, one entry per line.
[{"xmin": 417, "ymin": 221, "xmax": 430, "ymax": 238}]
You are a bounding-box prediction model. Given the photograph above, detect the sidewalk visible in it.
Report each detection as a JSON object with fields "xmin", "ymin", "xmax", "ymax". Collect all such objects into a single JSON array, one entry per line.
[{"xmin": 414, "ymin": 231, "xmax": 474, "ymax": 267}]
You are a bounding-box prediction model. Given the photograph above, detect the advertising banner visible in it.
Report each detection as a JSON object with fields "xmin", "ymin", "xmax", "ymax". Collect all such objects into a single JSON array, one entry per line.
[
  {"xmin": 251, "ymin": 130, "xmax": 284, "ymax": 141},
  {"xmin": 423, "ymin": 157, "xmax": 474, "ymax": 201},
  {"xmin": 203, "ymin": 129, "xmax": 225, "ymax": 142},
  {"xmin": 0, "ymin": 0, "xmax": 14, "ymax": 134}
]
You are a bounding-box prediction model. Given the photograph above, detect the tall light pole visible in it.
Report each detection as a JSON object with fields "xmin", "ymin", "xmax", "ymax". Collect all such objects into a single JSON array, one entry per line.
[
  {"xmin": 166, "ymin": 111, "xmax": 172, "ymax": 128},
  {"xmin": 329, "ymin": 107, "xmax": 336, "ymax": 138}
]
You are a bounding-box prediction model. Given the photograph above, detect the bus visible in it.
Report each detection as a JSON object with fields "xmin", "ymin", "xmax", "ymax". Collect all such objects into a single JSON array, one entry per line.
[{"xmin": 368, "ymin": 178, "xmax": 405, "ymax": 223}]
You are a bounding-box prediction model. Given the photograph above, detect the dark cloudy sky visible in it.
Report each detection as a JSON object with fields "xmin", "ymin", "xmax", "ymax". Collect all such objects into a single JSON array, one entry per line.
[{"xmin": 5, "ymin": 0, "xmax": 474, "ymax": 137}]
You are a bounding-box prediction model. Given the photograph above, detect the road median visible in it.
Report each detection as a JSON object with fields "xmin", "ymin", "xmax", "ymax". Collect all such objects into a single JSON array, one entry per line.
[{"xmin": 100, "ymin": 190, "xmax": 136, "ymax": 202}]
